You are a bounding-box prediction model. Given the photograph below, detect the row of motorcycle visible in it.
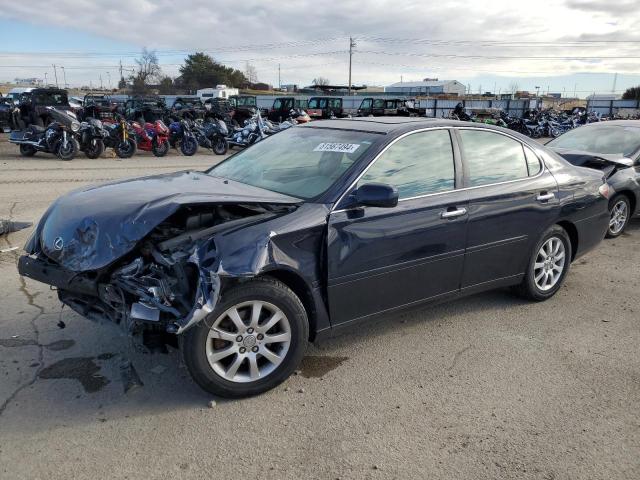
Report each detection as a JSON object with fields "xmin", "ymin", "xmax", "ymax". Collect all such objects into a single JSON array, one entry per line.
[
  {"xmin": 449, "ymin": 103, "xmax": 602, "ymax": 139},
  {"xmin": 9, "ymin": 106, "xmax": 296, "ymax": 161}
]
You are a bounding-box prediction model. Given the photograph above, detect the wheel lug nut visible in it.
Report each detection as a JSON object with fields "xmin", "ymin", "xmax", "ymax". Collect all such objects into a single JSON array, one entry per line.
[
  {"xmin": 247, "ymin": 328, "xmax": 254, "ymax": 334},
  {"xmin": 257, "ymin": 334, "xmax": 264, "ymax": 340},
  {"xmin": 252, "ymin": 346, "xmax": 258, "ymax": 353},
  {"xmin": 239, "ymin": 347, "xmax": 246, "ymax": 354},
  {"xmin": 236, "ymin": 335, "xmax": 243, "ymax": 342}
]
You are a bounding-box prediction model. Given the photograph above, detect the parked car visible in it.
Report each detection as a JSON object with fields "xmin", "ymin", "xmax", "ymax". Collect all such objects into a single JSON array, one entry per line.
[
  {"xmin": 547, "ymin": 121, "xmax": 640, "ymax": 237},
  {"xmin": 18, "ymin": 118, "xmax": 610, "ymax": 398},
  {"xmin": 307, "ymin": 97, "xmax": 343, "ymax": 119}
]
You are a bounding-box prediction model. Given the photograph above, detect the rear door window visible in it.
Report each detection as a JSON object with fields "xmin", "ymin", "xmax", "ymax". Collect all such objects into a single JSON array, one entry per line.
[{"xmin": 458, "ymin": 130, "xmax": 529, "ymax": 187}]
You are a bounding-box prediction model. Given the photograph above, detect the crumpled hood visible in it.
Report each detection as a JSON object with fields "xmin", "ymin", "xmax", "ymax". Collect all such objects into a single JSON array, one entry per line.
[
  {"xmin": 549, "ymin": 147, "xmax": 634, "ymax": 168},
  {"xmin": 32, "ymin": 170, "xmax": 300, "ymax": 272}
]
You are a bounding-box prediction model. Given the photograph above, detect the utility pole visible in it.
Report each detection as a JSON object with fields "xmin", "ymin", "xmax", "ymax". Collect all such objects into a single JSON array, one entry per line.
[
  {"xmin": 44, "ymin": 72, "xmax": 48, "ymax": 86},
  {"xmin": 119, "ymin": 59, "xmax": 124, "ymax": 86},
  {"xmin": 278, "ymin": 63, "xmax": 281, "ymax": 89},
  {"xmin": 612, "ymin": 73, "xmax": 618, "ymax": 94},
  {"xmin": 61, "ymin": 66, "xmax": 68, "ymax": 88},
  {"xmin": 99, "ymin": 74, "xmax": 103, "ymax": 90},
  {"xmin": 52, "ymin": 64, "xmax": 59, "ymax": 88},
  {"xmin": 348, "ymin": 37, "xmax": 356, "ymax": 95},
  {"xmin": 106, "ymin": 71, "xmax": 111, "ymax": 89}
]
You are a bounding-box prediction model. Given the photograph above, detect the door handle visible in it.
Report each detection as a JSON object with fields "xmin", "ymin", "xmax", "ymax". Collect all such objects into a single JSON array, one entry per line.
[
  {"xmin": 441, "ymin": 207, "xmax": 467, "ymax": 219},
  {"xmin": 536, "ymin": 192, "xmax": 555, "ymax": 202}
]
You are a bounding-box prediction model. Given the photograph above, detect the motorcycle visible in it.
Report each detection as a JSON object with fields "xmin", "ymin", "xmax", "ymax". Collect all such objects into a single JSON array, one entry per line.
[
  {"xmin": 9, "ymin": 107, "xmax": 80, "ymax": 160},
  {"xmin": 168, "ymin": 118, "xmax": 199, "ymax": 156},
  {"xmin": 129, "ymin": 119, "xmax": 170, "ymax": 157},
  {"xmin": 77, "ymin": 117, "xmax": 107, "ymax": 159},
  {"xmin": 102, "ymin": 115, "xmax": 138, "ymax": 158},
  {"xmin": 227, "ymin": 111, "xmax": 267, "ymax": 149},
  {"xmin": 194, "ymin": 118, "xmax": 229, "ymax": 155}
]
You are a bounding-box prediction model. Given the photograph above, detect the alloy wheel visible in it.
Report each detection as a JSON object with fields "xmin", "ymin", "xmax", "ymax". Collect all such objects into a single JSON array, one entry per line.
[
  {"xmin": 205, "ymin": 301, "xmax": 292, "ymax": 383},
  {"xmin": 609, "ymin": 199, "xmax": 628, "ymax": 236},
  {"xmin": 533, "ymin": 237, "xmax": 566, "ymax": 292}
]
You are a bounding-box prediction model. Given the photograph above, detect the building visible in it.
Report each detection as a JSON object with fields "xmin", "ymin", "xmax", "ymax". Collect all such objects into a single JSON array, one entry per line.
[
  {"xmin": 586, "ymin": 93, "xmax": 621, "ymax": 101},
  {"xmin": 14, "ymin": 78, "xmax": 43, "ymax": 87},
  {"xmin": 384, "ymin": 79, "xmax": 466, "ymax": 96},
  {"xmin": 196, "ymin": 85, "xmax": 239, "ymax": 100}
]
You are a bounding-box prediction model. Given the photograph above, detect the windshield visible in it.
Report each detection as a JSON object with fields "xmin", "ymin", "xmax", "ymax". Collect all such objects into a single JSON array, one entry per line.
[
  {"xmin": 34, "ymin": 92, "xmax": 68, "ymax": 105},
  {"xmin": 548, "ymin": 125, "xmax": 640, "ymax": 157},
  {"xmin": 208, "ymin": 127, "xmax": 379, "ymax": 199}
]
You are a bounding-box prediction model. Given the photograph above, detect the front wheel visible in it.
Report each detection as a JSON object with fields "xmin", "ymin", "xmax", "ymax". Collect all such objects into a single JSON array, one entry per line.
[
  {"xmin": 606, "ymin": 195, "xmax": 631, "ymax": 238},
  {"xmin": 182, "ymin": 277, "xmax": 309, "ymax": 398},
  {"xmin": 115, "ymin": 138, "xmax": 137, "ymax": 159},
  {"xmin": 212, "ymin": 136, "xmax": 228, "ymax": 155},
  {"xmin": 514, "ymin": 225, "xmax": 572, "ymax": 301},
  {"xmin": 152, "ymin": 139, "xmax": 169, "ymax": 157},
  {"xmin": 56, "ymin": 138, "xmax": 80, "ymax": 161},
  {"xmin": 83, "ymin": 138, "xmax": 105, "ymax": 159},
  {"xmin": 180, "ymin": 136, "xmax": 199, "ymax": 156}
]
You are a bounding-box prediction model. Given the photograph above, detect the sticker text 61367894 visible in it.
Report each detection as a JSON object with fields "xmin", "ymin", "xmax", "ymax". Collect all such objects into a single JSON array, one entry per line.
[{"xmin": 313, "ymin": 143, "xmax": 361, "ymax": 154}]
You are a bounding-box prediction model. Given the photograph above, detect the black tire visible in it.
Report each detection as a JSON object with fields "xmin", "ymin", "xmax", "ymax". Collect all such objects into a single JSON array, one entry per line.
[
  {"xmin": 605, "ymin": 194, "xmax": 631, "ymax": 239},
  {"xmin": 152, "ymin": 139, "xmax": 169, "ymax": 157},
  {"xmin": 115, "ymin": 138, "xmax": 137, "ymax": 159},
  {"xmin": 515, "ymin": 225, "xmax": 572, "ymax": 301},
  {"xmin": 180, "ymin": 136, "xmax": 199, "ymax": 156},
  {"xmin": 213, "ymin": 136, "xmax": 228, "ymax": 155},
  {"xmin": 19, "ymin": 144, "xmax": 37, "ymax": 157},
  {"xmin": 56, "ymin": 138, "xmax": 79, "ymax": 161},
  {"xmin": 83, "ymin": 138, "xmax": 105, "ymax": 159},
  {"xmin": 182, "ymin": 277, "xmax": 309, "ymax": 398}
]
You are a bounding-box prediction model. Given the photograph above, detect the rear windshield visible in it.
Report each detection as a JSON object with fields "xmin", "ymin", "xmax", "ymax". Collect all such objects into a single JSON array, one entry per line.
[
  {"xmin": 34, "ymin": 92, "xmax": 68, "ymax": 105},
  {"xmin": 208, "ymin": 127, "xmax": 379, "ymax": 199},
  {"xmin": 548, "ymin": 125, "xmax": 640, "ymax": 157}
]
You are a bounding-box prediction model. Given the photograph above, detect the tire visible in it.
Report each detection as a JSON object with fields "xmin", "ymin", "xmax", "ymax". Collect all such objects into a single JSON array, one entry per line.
[
  {"xmin": 515, "ymin": 225, "xmax": 572, "ymax": 301},
  {"xmin": 152, "ymin": 139, "xmax": 169, "ymax": 157},
  {"xmin": 213, "ymin": 136, "xmax": 228, "ymax": 155},
  {"xmin": 56, "ymin": 138, "xmax": 79, "ymax": 161},
  {"xmin": 606, "ymin": 194, "xmax": 631, "ymax": 238},
  {"xmin": 182, "ymin": 277, "xmax": 309, "ymax": 398},
  {"xmin": 180, "ymin": 136, "xmax": 198, "ymax": 156},
  {"xmin": 115, "ymin": 138, "xmax": 137, "ymax": 159},
  {"xmin": 83, "ymin": 138, "xmax": 105, "ymax": 159},
  {"xmin": 19, "ymin": 144, "xmax": 37, "ymax": 157}
]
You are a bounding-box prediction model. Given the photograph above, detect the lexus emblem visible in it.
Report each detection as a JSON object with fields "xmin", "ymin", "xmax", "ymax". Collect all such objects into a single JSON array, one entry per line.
[{"xmin": 53, "ymin": 237, "xmax": 64, "ymax": 251}]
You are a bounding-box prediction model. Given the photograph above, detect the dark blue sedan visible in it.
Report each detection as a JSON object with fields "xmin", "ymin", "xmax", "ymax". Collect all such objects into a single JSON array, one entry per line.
[{"xmin": 18, "ymin": 118, "xmax": 611, "ymax": 397}]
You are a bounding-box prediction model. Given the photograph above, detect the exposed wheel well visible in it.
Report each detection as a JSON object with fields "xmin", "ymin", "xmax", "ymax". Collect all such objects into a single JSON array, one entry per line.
[
  {"xmin": 258, "ymin": 270, "xmax": 318, "ymax": 341},
  {"xmin": 556, "ymin": 220, "xmax": 578, "ymax": 261}
]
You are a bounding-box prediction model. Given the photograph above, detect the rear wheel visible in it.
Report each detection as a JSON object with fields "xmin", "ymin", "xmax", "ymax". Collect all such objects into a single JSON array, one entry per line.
[
  {"xmin": 115, "ymin": 138, "xmax": 137, "ymax": 159},
  {"xmin": 180, "ymin": 136, "xmax": 198, "ymax": 156},
  {"xmin": 182, "ymin": 278, "xmax": 308, "ymax": 398},
  {"xmin": 19, "ymin": 144, "xmax": 36, "ymax": 157},
  {"xmin": 152, "ymin": 139, "xmax": 169, "ymax": 157},
  {"xmin": 606, "ymin": 194, "xmax": 631, "ymax": 238},
  {"xmin": 515, "ymin": 225, "xmax": 571, "ymax": 301}
]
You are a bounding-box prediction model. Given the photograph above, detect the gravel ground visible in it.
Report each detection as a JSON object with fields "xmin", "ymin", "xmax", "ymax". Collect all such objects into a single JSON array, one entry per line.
[{"xmin": 0, "ymin": 135, "xmax": 638, "ymax": 480}]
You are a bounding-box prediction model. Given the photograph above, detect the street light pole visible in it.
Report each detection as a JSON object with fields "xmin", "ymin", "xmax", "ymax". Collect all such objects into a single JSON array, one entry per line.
[
  {"xmin": 348, "ymin": 37, "xmax": 356, "ymax": 95},
  {"xmin": 61, "ymin": 66, "xmax": 68, "ymax": 88},
  {"xmin": 52, "ymin": 64, "xmax": 59, "ymax": 88}
]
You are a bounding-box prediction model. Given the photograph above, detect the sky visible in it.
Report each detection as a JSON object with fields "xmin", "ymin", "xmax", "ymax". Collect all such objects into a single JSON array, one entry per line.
[{"xmin": 1, "ymin": 0, "xmax": 639, "ymax": 97}]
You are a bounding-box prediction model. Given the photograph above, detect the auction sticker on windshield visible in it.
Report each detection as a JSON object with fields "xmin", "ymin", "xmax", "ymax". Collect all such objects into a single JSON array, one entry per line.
[{"xmin": 314, "ymin": 143, "xmax": 360, "ymax": 154}]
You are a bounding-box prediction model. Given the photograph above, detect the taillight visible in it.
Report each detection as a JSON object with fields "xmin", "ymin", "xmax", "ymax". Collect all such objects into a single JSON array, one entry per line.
[{"xmin": 598, "ymin": 183, "xmax": 610, "ymax": 199}]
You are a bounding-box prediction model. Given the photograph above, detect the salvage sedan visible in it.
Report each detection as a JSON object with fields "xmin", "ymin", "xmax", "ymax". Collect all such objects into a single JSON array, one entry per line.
[
  {"xmin": 18, "ymin": 118, "xmax": 611, "ymax": 398},
  {"xmin": 547, "ymin": 120, "xmax": 640, "ymax": 237}
]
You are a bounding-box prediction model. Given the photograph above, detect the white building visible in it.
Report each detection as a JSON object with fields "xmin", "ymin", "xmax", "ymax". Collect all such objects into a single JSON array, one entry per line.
[
  {"xmin": 385, "ymin": 79, "xmax": 466, "ymax": 96},
  {"xmin": 196, "ymin": 85, "xmax": 239, "ymax": 100}
]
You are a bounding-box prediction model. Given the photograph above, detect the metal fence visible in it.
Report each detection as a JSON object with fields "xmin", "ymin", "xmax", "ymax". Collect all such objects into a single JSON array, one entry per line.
[{"xmin": 587, "ymin": 99, "xmax": 640, "ymax": 117}]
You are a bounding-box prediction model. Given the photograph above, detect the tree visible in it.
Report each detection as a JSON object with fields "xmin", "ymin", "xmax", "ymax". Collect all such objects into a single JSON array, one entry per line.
[
  {"xmin": 130, "ymin": 48, "xmax": 162, "ymax": 93},
  {"xmin": 622, "ymin": 86, "xmax": 640, "ymax": 101},
  {"xmin": 312, "ymin": 77, "xmax": 330, "ymax": 86},
  {"xmin": 178, "ymin": 52, "xmax": 247, "ymax": 90},
  {"xmin": 245, "ymin": 62, "xmax": 258, "ymax": 84},
  {"xmin": 158, "ymin": 76, "xmax": 174, "ymax": 94},
  {"xmin": 508, "ymin": 81, "xmax": 520, "ymax": 94},
  {"xmin": 117, "ymin": 77, "xmax": 127, "ymax": 90}
]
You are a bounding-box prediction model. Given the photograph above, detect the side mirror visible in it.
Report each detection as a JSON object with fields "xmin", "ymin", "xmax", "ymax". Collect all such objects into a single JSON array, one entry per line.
[{"xmin": 354, "ymin": 183, "xmax": 399, "ymax": 208}]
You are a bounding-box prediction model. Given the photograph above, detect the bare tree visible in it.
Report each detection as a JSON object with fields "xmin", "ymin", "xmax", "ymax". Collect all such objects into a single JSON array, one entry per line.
[
  {"xmin": 508, "ymin": 81, "xmax": 520, "ymax": 94},
  {"xmin": 312, "ymin": 77, "xmax": 330, "ymax": 86},
  {"xmin": 245, "ymin": 62, "xmax": 258, "ymax": 84},
  {"xmin": 131, "ymin": 48, "xmax": 162, "ymax": 92}
]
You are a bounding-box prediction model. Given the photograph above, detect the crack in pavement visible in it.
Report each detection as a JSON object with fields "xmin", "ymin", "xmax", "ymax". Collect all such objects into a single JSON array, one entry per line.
[
  {"xmin": 0, "ymin": 201, "xmax": 49, "ymax": 417},
  {"xmin": 447, "ymin": 345, "xmax": 473, "ymax": 372}
]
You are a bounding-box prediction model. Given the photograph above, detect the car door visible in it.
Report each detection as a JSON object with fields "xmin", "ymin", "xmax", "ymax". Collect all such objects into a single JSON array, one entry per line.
[
  {"xmin": 327, "ymin": 128, "xmax": 469, "ymax": 326},
  {"xmin": 455, "ymin": 128, "xmax": 560, "ymax": 290}
]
